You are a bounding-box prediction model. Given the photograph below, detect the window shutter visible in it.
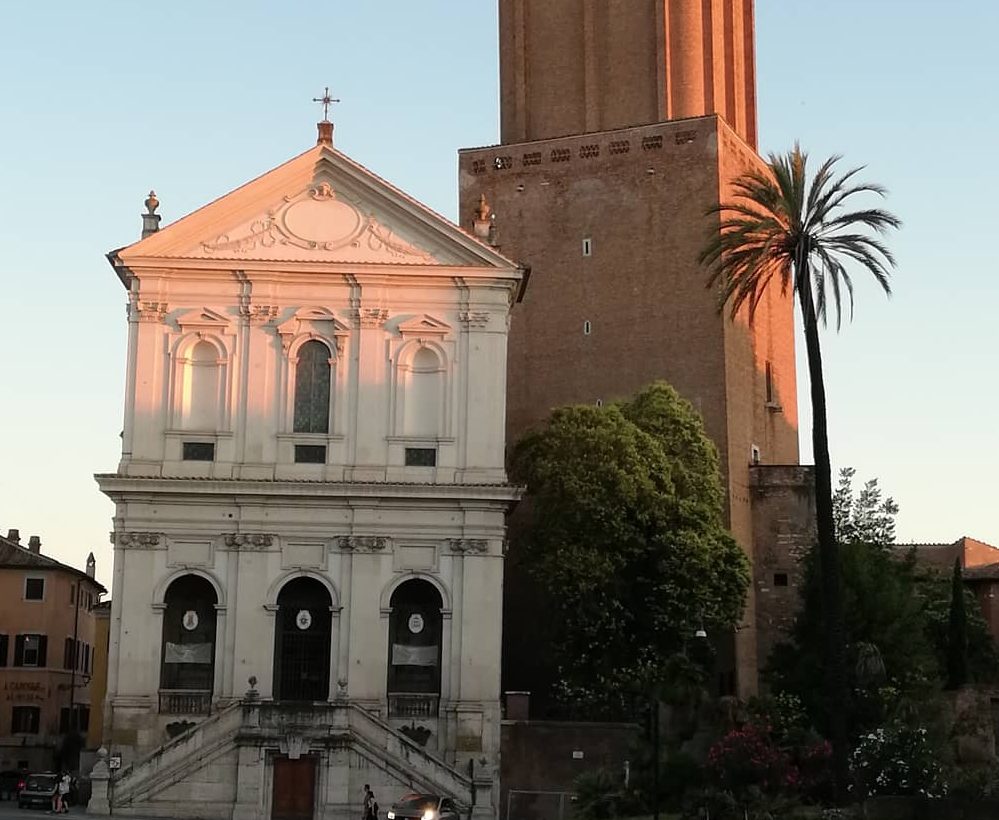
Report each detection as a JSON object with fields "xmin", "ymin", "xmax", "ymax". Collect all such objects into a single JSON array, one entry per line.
[
  {"xmin": 0, "ymin": 635, "xmax": 7, "ymax": 667},
  {"xmin": 64, "ymin": 638, "xmax": 73, "ymax": 670},
  {"xmin": 37, "ymin": 636, "xmax": 47, "ymax": 668},
  {"xmin": 13, "ymin": 635, "xmax": 24, "ymax": 666}
]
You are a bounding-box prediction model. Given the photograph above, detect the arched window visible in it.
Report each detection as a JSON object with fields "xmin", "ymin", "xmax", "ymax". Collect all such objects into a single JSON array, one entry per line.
[
  {"xmin": 293, "ymin": 340, "xmax": 332, "ymax": 434},
  {"xmin": 159, "ymin": 575, "xmax": 218, "ymax": 714},
  {"xmin": 273, "ymin": 577, "xmax": 332, "ymax": 702},
  {"xmin": 387, "ymin": 579, "xmax": 443, "ymax": 718},
  {"xmin": 185, "ymin": 341, "xmax": 220, "ymax": 430},
  {"xmin": 403, "ymin": 347, "xmax": 442, "ymax": 437}
]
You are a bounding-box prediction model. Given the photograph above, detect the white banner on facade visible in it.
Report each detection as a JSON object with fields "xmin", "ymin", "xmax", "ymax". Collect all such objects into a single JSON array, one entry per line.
[
  {"xmin": 164, "ymin": 642, "xmax": 213, "ymax": 664},
  {"xmin": 391, "ymin": 644, "xmax": 438, "ymax": 666}
]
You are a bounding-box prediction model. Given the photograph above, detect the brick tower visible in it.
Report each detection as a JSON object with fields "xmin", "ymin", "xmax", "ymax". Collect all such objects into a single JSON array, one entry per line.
[{"xmin": 459, "ymin": 0, "xmax": 815, "ymax": 697}]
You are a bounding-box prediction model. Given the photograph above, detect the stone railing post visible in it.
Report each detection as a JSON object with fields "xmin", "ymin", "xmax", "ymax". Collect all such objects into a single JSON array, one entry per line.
[{"xmin": 87, "ymin": 747, "xmax": 111, "ymax": 815}]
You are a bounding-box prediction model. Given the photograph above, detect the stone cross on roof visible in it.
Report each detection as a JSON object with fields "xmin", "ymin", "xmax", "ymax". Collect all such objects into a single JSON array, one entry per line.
[{"xmin": 312, "ymin": 87, "xmax": 340, "ymax": 122}]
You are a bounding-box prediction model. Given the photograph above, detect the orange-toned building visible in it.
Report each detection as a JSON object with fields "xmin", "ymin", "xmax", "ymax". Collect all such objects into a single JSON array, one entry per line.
[
  {"xmin": 0, "ymin": 529, "xmax": 106, "ymax": 771},
  {"xmin": 459, "ymin": 0, "xmax": 813, "ymax": 696}
]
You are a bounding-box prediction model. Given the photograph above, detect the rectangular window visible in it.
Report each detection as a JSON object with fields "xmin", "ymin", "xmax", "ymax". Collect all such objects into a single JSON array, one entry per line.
[
  {"xmin": 24, "ymin": 578, "xmax": 44, "ymax": 601},
  {"xmin": 182, "ymin": 441, "xmax": 215, "ymax": 461},
  {"xmin": 582, "ymin": 237, "xmax": 592, "ymax": 257},
  {"xmin": 405, "ymin": 447, "xmax": 437, "ymax": 467},
  {"xmin": 59, "ymin": 706, "xmax": 89, "ymax": 734},
  {"xmin": 11, "ymin": 706, "xmax": 40, "ymax": 734},
  {"xmin": 773, "ymin": 572, "xmax": 789, "ymax": 588},
  {"xmin": 15, "ymin": 634, "xmax": 46, "ymax": 668},
  {"xmin": 765, "ymin": 361, "xmax": 774, "ymax": 404},
  {"xmin": 294, "ymin": 444, "xmax": 327, "ymax": 464},
  {"xmin": 64, "ymin": 637, "xmax": 74, "ymax": 670},
  {"xmin": 0, "ymin": 634, "xmax": 7, "ymax": 667}
]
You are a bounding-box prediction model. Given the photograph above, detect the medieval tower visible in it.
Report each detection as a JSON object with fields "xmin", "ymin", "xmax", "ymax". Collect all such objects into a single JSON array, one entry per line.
[{"xmin": 459, "ymin": 0, "xmax": 814, "ymax": 696}]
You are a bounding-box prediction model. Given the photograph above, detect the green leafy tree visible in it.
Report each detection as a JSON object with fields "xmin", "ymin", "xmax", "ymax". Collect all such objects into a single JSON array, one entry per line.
[
  {"xmin": 769, "ymin": 542, "xmax": 939, "ymax": 738},
  {"xmin": 509, "ymin": 382, "xmax": 750, "ymax": 710},
  {"xmin": 771, "ymin": 471, "xmax": 998, "ymax": 737},
  {"xmin": 700, "ymin": 146, "xmax": 901, "ymax": 798},
  {"xmin": 946, "ymin": 557, "xmax": 969, "ymax": 689},
  {"xmin": 833, "ymin": 467, "xmax": 899, "ymax": 546}
]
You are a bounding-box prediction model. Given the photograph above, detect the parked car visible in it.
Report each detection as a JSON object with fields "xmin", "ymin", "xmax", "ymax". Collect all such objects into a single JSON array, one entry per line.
[
  {"xmin": 386, "ymin": 793, "xmax": 460, "ymax": 820},
  {"xmin": 0, "ymin": 769, "xmax": 26, "ymax": 800},
  {"xmin": 18, "ymin": 773, "xmax": 59, "ymax": 809}
]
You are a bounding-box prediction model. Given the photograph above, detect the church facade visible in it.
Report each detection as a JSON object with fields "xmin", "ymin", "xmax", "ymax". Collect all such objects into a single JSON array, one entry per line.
[{"xmin": 95, "ymin": 122, "xmax": 521, "ymax": 820}]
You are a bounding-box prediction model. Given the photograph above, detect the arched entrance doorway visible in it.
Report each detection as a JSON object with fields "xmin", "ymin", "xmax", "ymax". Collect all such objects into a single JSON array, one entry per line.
[
  {"xmin": 273, "ymin": 577, "xmax": 332, "ymax": 702},
  {"xmin": 387, "ymin": 579, "xmax": 443, "ymax": 718},
  {"xmin": 159, "ymin": 575, "xmax": 218, "ymax": 715}
]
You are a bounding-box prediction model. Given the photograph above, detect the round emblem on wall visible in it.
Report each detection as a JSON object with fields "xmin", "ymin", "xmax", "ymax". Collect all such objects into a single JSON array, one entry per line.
[
  {"xmin": 408, "ymin": 613, "xmax": 425, "ymax": 635},
  {"xmin": 296, "ymin": 609, "xmax": 313, "ymax": 631},
  {"xmin": 182, "ymin": 610, "xmax": 199, "ymax": 631}
]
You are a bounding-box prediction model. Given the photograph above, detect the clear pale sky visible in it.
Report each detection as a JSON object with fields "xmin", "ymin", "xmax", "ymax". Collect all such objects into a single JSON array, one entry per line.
[{"xmin": 1, "ymin": 1, "xmax": 996, "ymax": 587}]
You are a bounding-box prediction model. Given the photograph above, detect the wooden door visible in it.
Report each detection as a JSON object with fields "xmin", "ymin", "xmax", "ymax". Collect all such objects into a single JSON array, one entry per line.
[{"xmin": 271, "ymin": 756, "xmax": 316, "ymax": 820}]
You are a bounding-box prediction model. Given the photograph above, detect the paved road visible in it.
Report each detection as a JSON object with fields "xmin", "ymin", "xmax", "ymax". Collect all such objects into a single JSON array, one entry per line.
[{"xmin": 0, "ymin": 805, "xmax": 87, "ymax": 819}]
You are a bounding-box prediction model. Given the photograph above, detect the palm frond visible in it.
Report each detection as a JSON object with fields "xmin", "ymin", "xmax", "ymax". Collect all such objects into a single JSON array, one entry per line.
[{"xmin": 700, "ymin": 144, "xmax": 900, "ymax": 328}]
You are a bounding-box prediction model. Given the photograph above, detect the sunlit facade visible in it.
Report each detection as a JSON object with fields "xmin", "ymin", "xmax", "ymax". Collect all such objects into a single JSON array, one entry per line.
[{"xmin": 96, "ymin": 126, "xmax": 521, "ymax": 820}]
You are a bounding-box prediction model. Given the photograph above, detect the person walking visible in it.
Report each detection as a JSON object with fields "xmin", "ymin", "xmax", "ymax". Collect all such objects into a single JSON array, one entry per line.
[
  {"xmin": 51, "ymin": 772, "xmax": 70, "ymax": 814},
  {"xmin": 363, "ymin": 784, "xmax": 374, "ymax": 820}
]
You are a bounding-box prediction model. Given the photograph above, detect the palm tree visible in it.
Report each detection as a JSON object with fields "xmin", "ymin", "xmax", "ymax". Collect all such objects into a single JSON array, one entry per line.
[{"xmin": 699, "ymin": 145, "xmax": 900, "ymax": 799}]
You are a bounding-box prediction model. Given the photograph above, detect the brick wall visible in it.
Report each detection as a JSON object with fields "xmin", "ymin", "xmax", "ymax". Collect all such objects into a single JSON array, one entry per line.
[
  {"xmin": 749, "ymin": 465, "xmax": 817, "ymax": 676},
  {"xmin": 500, "ymin": 719, "xmax": 640, "ymax": 820},
  {"xmin": 460, "ymin": 115, "xmax": 801, "ymax": 695}
]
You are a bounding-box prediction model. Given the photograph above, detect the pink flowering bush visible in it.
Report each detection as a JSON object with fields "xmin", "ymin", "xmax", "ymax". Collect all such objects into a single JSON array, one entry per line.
[{"xmin": 707, "ymin": 722, "xmax": 797, "ymax": 794}]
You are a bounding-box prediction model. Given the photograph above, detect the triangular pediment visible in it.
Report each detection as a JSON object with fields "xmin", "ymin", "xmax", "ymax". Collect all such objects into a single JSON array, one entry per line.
[
  {"xmin": 397, "ymin": 314, "xmax": 452, "ymax": 337},
  {"xmin": 276, "ymin": 307, "xmax": 351, "ymax": 338},
  {"xmin": 175, "ymin": 307, "xmax": 231, "ymax": 330},
  {"xmin": 117, "ymin": 144, "xmax": 516, "ymax": 271}
]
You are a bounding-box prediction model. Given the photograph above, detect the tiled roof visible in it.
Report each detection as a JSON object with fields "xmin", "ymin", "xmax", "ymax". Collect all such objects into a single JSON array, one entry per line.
[{"xmin": 0, "ymin": 536, "xmax": 107, "ymax": 592}]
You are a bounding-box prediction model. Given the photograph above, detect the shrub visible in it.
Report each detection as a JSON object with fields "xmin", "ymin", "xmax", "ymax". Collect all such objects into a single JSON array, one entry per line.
[
  {"xmin": 849, "ymin": 724, "xmax": 947, "ymax": 798},
  {"xmin": 707, "ymin": 723, "xmax": 796, "ymax": 794},
  {"xmin": 573, "ymin": 769, "xmax": 620, "ymax": 820}
]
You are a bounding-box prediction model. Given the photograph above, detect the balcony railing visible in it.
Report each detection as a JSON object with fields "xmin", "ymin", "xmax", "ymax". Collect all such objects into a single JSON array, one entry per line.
[
  {"xmin": 388, "ymin": 692, "xmax": 440, "ymax": 719},
  {"xmin": 159, "ymin": 689, "xmax": 212, "ymax": 715}
]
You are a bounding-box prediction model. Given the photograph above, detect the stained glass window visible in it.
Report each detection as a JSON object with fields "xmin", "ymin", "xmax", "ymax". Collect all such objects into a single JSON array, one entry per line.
[{"xmin": 293, "ymin": 341, "xmax": 332, "ymax": 434}]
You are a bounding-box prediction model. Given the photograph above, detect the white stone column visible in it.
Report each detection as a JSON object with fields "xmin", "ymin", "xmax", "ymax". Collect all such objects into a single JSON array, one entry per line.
[
  {"xmin": 328, "ymin": 605, "xmax": 341, "ymax": 701},
  {"xmin": 336, "ymin": 545, "xmax": 353, "ymax": 697},
  {"xmin": 232, "ymin": 740, "xmax": 265, "ymax": 820},
  {"xmin": 262, "ymin": 605, "xmax": 279, "ymax": 699},
  {"xmin": 150, "ymin": 603, "xmax": 166, "ymax": 701},
  {"xmin": 103, "ymin": 534, "xmax": 127, "ymax": 744},
  {"xmin": 120, "ymin": 285, "xmax": 140, "ymax": 461},
  {"xmin": 213, "ymin": 603, "xmax": 227, "ymax": 700},
  {"xmin": 222, "ymin": 545, "xmax": 240, "ymax": 697},
  {"xmin": 448, "ymin": 551, "xmax": 465, "ymax": 702}
]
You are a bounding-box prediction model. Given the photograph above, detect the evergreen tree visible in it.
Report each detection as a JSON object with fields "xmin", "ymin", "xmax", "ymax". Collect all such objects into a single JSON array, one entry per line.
[{"xmin": 946, "ymin": 557, "xmax": 969, "ymax": 690}]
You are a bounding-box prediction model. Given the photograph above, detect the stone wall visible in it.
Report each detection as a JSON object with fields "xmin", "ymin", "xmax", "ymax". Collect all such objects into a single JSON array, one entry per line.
[
  {"xmin": 749, "ymin": 465, "xmax": 816, "ymax": 677},
  {"xmin": 499, "ymin": 719, "xmax": 640, "ymax": 820}
]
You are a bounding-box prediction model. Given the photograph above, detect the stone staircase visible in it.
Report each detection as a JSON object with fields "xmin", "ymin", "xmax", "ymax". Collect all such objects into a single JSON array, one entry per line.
[{"xmin": 97, "ymin": 700, "xmax": 489, "ymax": 820}]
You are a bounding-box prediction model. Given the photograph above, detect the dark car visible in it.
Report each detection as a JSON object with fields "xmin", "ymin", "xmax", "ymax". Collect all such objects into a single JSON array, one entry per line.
[
  {"xmin": 0, "ymin": 770, "xmax": 26, "ymax": 800},
  {"xmin": 386, "ymin": 793, "xmax": 460, "ymax": 820},
  {"xmin": 18, "ymin": 773, "xmax": 58, "ymax": 809}
]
